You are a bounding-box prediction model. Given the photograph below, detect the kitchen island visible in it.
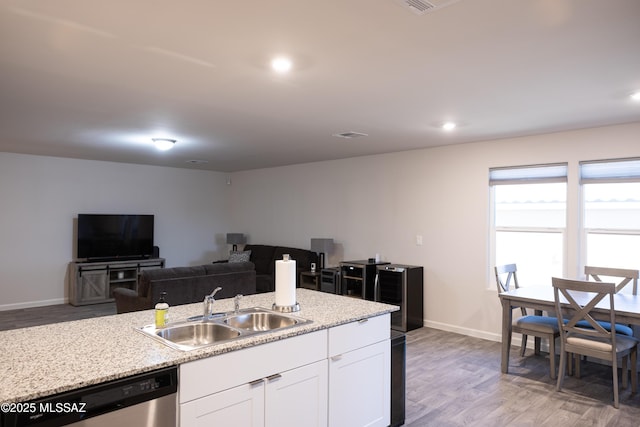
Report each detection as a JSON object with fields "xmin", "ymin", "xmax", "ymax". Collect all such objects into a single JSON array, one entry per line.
[{"xmin": 1, "ymin": 289, "xmax": 397, "ymax": 426}]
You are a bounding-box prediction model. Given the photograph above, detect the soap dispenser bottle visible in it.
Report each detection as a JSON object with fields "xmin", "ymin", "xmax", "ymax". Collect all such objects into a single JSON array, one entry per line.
[{"xmin": 155, "ymin": 292, "xmax": 169, "ymax": 328}]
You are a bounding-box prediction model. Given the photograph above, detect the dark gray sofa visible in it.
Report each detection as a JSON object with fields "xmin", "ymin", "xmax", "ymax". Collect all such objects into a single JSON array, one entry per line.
[
  {"xmin": 113, "ymin": 261, "xmax": 256, "ymax": 314},
  {"xmin": 242, "ymin": 244, "xmax": 318, "ymax": 293}
]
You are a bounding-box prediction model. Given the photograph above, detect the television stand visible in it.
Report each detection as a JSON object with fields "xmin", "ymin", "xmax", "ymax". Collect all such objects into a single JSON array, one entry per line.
[
  {"xmin": 68, "ymin": 258, "xmax": 165, "ymax": 306},
  {"xmin": 85, "ymin": 255, "xmax": 155, "ymax": 263}
]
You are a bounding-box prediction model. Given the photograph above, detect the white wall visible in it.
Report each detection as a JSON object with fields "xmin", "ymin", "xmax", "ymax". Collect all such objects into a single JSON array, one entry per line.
[
  {"xmin": 2, "ymin": 122, "xmax": 638, "ymax": 340},
  {"xmin": 0, "ymin": 153, "xmax": 231, "ymax": 309},
  {"xmin": 230, "ymin": 122, "xmax": 640, "ymax": 340}
]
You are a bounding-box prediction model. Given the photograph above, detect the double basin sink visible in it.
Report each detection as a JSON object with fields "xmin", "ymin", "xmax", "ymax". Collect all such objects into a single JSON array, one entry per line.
[{"xmin": 137, "ymin": 307, "xmax": 311, "ymax": 351}]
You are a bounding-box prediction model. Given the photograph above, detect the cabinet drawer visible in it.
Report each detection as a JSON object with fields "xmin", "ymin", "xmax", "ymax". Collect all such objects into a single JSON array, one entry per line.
[
  {"xmin": 328, "ymin": 314, "xmax": 389, "ymax": 357},
  {"xmin": 180, "ymin": 330, "xmax": 327, "ymax": 403}
]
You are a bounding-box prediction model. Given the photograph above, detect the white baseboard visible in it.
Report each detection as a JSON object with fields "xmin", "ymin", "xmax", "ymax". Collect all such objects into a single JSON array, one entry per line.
[
  {"xmin": 423, "ymin": 319, "xmax": 538, "ymax": 350},
  {"xmin": 0, "ymin": 298, "xmax": 67, "ymax": 311},
  {"xmin": 424, "ymin": 319, "xmax": 502, "ymax": 343}
]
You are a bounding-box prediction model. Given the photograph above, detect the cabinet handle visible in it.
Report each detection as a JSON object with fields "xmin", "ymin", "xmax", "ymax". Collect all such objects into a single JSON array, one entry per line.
[
  {"xmin": 358, "ymin": 318, "xmax": 369, "ymax": 324},
  {"xmin": 266, "ymin": 373, "xmax": 282, "ymax": 382},
  {"xmin": 331, "ymin": 355, "xmax": 343, "ymax": 362},
  {"xmin": 249, "ymin": 379, "xmax": 264, "ymax": 387}
]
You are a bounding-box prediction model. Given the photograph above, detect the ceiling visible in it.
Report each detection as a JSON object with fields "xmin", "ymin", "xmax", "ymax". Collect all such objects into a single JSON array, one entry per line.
[{"xmin": 1, "ymin": 0, "xmax": 639, "ymax": 172}]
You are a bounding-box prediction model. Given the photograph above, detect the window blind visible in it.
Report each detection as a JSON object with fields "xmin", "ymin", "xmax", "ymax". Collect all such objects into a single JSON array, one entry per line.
[
  {"xmin": 489, "ymin": 163, "xmax": 568, "ymax": 185},
  {"xmin": 580, "ymin": 158, "xmax": 640, "ymax": 183}
]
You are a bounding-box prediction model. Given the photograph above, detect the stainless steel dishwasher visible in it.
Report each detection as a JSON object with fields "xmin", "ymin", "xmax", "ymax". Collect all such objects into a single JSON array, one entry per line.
[{"xmin": 2, "ymin": 366, "xmax": 177, "ymax": 427}]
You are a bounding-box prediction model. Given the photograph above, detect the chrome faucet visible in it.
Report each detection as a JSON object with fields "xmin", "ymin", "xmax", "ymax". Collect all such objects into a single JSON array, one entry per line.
[
  {"xmin": 203, "ymin": 287, "xmax": 222, "ymax": 320},
  {"xmin": 234, "ymin": 294, "xmax": 243, "ymax": 314}
]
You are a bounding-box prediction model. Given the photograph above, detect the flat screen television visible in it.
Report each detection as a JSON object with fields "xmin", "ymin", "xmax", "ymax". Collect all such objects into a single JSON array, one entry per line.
[{"xmin": 77, "ymin": 214, "xmax": 154, "ymax": 260}]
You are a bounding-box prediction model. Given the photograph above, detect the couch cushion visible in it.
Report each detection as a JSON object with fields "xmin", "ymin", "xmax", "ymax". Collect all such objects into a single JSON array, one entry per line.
[
  {"xmin": 203, "ymin": 261, "xmax": 255, "ymax": 274},
  {"xmin": 244, "ymin": 245, "xmax": 276, "ymax": 274},
  {"xmin": 148, "ymin": 270, "xmax": 257, "ymax": 307},
  {"xmin": 144, "ymin": 266, "xmax": 208, "ymax": 279},
  {"xmin": 256, "ymin": 274, "xmax": 274, "ymax": 293},
  {"xmin": 139, "ymin": 266, "xmax": 207, "ymax": 296}
]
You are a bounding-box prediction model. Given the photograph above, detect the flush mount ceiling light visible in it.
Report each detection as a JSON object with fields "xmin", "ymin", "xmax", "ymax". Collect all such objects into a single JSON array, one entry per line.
[
  {"xmin": 442, "ymin": 122, "xmax": 457, "ymax": 131},
  {"xmin": 631, "ymin": 92, "xmax": 640, "ymax": 101},
  {"xmin": 271, "ymin": 56, "xmax": 292, "ymax": 73},
  {"xmin": 332, "ymin": 131, "xmax": 369, "ymax": 139},
  {"xmin": 152, "ymin": 138, "xmax": 176, "ymax": 151}
]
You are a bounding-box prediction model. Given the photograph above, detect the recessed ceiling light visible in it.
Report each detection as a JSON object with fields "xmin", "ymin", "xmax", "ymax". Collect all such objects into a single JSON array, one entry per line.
[
  {"xmin": 631, "ymin": 92, "xmax": 640, "ymax": 101},
  {"xmin": 152, "ymin": 138, "xmax": 176, "ymax": 151},
  {"xmin": 271, "ymin": 57, "xmax": 292, "ymax": 73},
  {"xmin": 442, "ymin": 122, "xmax": 456, "ymax": 131}
]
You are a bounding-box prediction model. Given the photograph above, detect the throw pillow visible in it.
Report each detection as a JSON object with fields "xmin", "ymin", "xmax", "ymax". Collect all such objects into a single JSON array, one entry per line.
[{"xmin": 229, "ymin": 250, "xmax": 251, "ymax": 263}]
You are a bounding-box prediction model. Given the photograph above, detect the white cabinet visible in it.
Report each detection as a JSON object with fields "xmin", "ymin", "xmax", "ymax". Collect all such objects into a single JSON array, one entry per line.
[
  {"xmin": 180, "ymin": 380, "xmax": 265, "ymax": 426},
  {"xmin": 265, "ymin": 360, "xmax": 328, "ymax": 427},
  {"xmin": 181, "ymin": 360, "xmax": 327, "ymax": 427},
  {"xmin": 179, "ymin": 313, "xmax": 391, "ymax": 427},
  {"xmin": 328, "ymin": 314, "xmax": 391, "ymax": 427},
  {"xmin": 328, "ymin": 341, "xmax": 390, "ymax": 427},
  {"xmin": 179, "ymin": 331, "xmax": 327, "ymax": 427}
]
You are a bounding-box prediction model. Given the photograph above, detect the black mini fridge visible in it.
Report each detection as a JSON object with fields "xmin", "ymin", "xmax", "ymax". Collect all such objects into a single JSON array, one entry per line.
[{"xmin": 376, "ymin": 264, "xmax": 424, "ymax": 332}]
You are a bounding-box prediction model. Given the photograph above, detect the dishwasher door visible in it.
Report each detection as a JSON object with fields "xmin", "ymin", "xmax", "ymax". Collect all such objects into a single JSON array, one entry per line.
[
  {"xmin": 2, "ymin": 366, "xmax": 177, "ymax": 427},
  {"xmin": 69, "ymin": 393, "xmax": 176, "ymax": 427}
]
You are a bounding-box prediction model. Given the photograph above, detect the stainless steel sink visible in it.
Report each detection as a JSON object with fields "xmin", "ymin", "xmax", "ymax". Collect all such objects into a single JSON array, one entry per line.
[
  {"xmin": 224, "ymin": 309, "xmax": 300, "ymax": 331},
  {"xmin": 157, "ymin": 322, "xmax": 241, "ymax": 346},
  {"xmin": 136, "ymin": 307, "xmax": 311, "ymax": 351},
  {"xmin": 138, "ymin": 321, "xmax": 242, "ymax": 351}
]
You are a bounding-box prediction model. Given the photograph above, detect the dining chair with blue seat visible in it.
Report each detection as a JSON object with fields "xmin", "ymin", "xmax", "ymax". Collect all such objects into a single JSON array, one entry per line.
[
  {"xmin": 552, "ymin": 277, "xmax": 638, "ymax": 408},
  {"xmin": 576, "ymin": 266, "xmax": 640, "ymax": 337},
  {"xmin": 495, "ymin": 263, "xmax": 560, "ymax": 379}
]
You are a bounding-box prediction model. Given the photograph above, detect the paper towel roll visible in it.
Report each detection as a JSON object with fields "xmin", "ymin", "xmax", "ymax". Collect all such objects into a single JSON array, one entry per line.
[{"xmin": 275, "ymin": 256, "xmax": 297, "ymax": 307}]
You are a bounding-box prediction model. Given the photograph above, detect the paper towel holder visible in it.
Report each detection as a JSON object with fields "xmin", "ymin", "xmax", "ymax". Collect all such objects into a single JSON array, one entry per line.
[
  {"xmin": 272, "ymin": 302, "xmax": 300, "ymax": 312},
  {"xmin": 273, "ymin": 253, "xmax": 300, "ymax": 312}
]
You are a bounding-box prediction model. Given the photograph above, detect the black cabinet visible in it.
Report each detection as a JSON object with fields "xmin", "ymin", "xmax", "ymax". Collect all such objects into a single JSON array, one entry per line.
[
  {"xmin": 340, "ymin": 260, "xmax": 389, "ymax": 299},
  {"xmin": 299, "ymin": 271, "xmax": 321, "ymax": 290},
  {"xmin": 376, "ymin": 264, "xmax": 423, "ymax": 332},
  {"xmin": 390, "ymin": 330, "xmax": 406, "ymax": 427},
  {"xmin": 320, "ymin": 268, "xmax": 341, "ymax": 294}
]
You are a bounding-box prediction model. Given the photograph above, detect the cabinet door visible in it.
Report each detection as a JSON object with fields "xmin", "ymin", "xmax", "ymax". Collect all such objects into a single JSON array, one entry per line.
[
  {"xmin": 78, "ymin": 270, "xmax": 108, "ymax": 303},
  {"xmin": 328, "ymin": 340, "xmax": 390, "ymax": 427},
  {"xmin": 180, "ymin": 381, "xmax": 265, "ymax": 427},
  {"xmin": 265, "ymin": 360, "xmax": 328, "ymax": 427}
]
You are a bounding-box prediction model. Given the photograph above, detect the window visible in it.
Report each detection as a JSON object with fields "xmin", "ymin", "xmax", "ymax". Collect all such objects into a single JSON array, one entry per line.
[
  {"xmin": 581, "ymin": 158, "xmax": 640, "ymax": 292},
  {"xmin": 490, "ymin": 164, "xmax": 567, "ymax": 286}
]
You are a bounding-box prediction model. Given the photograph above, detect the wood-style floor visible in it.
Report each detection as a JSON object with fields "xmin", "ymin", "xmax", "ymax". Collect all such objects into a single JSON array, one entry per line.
[
  {"xmin": 2, "ymin": 304, "xmax": 640, "ymax": 426},
  {"xmin": 0, "ymin": 302, "xmax": 117, "ymax": 331},
  {"xmin": 404, "ymin": 327, "xmax": 640, "ymax": 426}
]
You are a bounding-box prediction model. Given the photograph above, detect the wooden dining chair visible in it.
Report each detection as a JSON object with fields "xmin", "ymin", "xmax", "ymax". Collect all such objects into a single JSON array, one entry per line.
[
  {"xmin": 585, "ymin": 266, "xmax": 639, "ymax": 295},
  {"xmin": 582, "ymin": 266, "xmax": 640, "ymax": 337},
  {"xmin": 552, "ymin": 277, "xmax": 638, "ymax": 408},
  {"xmin": 495, "ymin": 264, "xmax": 560, "ymax": 379}
]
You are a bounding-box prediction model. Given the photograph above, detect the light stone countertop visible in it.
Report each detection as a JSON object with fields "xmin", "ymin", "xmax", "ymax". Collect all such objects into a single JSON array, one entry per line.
[{"xmin": 0, "ymin": 289, "xmax": 397, "ymax": 403}]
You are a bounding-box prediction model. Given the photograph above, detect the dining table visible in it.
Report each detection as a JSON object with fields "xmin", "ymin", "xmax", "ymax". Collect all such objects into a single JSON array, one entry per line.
[{"xmin": 499, "ymin": 286, "xmax": 640, "ymax": 374}]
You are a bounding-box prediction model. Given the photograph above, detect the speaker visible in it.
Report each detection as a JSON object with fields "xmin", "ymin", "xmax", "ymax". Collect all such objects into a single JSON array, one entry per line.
[{"xmin": 153, "ymin": 246, "xmax": 160, "ymax": 258}]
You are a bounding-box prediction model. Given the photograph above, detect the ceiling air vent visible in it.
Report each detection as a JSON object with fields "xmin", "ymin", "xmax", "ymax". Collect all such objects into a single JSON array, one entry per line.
[
  {"xmin": 332, "ymin": 131, "xmax": 369, "ymax": 139},
  {"xmin": 393, "ymin": 0, "xmax": 461, "ymax": 15}
]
